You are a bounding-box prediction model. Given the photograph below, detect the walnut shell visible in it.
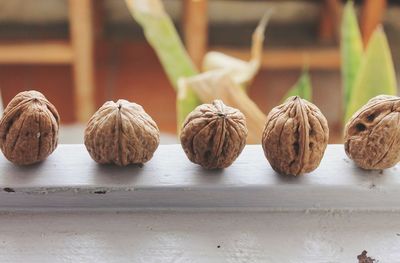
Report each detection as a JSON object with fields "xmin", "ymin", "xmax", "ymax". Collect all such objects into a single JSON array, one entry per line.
[
  {"xmin": 84, "ymin": 99, "xmax": 159, "ymax": 166},
  {"xmin": 180, "ymin": 100, "xmax": 248, "ymax": 169},
  {"xmin": 0, "ymin": 90, "xmax": 60, "ymax": 165},
  {"xmin": 344, "ymin": 95, "xmax": 400, "ymax": 170},
  {"xmin": 262, "ymin": 96, "xmax": 329, "ymax": 176}
]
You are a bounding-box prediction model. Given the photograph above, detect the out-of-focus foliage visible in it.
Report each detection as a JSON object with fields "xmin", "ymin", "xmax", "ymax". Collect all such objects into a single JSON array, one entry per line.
[
  {"xmin": 202, "ymin": 11, "xmax": 271, "ymax": 89},
  {"xmin": 281, "ymin": 70, "xmax": 312, "ymax": 103},
  {"xmin": 125, "ymin": 0, "xmax": 270, "ymax": 136},
  {"xmin": 125, "ymin": 0, "xmax": 399, "ymax": 139},
  {"xmin": 345, "ymin": 26, "xmax": 397, "ymax": 121},
  {"xmin": 341, "ymin": 1, "xmax": 397, "ymax": 122},
  {"xmin": 125, "ymin": 0, "xmax": 200, "ymax": 127},
  {"xmin": 341, "ymin": 1, "xmax": 363, "ymax": 116}
]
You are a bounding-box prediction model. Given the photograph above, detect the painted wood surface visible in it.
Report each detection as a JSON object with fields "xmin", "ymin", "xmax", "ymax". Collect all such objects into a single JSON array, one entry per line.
[
  {"xmin": 0, "ymin": 144, "xmax": 398, "ymax": 210},
  {"xmin": 0, "ymin": 145, "xmax": 399, "ymax": 262},
  {"xmin": 0, "ymin": 210, "xmax": 399, "ymax": 262}
]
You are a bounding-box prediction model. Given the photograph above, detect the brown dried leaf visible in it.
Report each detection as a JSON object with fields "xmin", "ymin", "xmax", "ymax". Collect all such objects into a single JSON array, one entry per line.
[
  {"xmin": 0, "ymin": 90, "xmax": 60, "ymax": 165},
  {"xmin": 180, "ymin": 100, "xmax": 248, "ymax": 169},
  {"xmin": 262, "ymin": 96, "xmax": 329, "ymax": 176},
  {"xmin": 344, "ymin": 95, "xmax": 400, "ymax": 169},
  {"xmin": 84, "ymin": 99, "xmax": 160, "ymax": 166},
  {"xmin": 202, "ymin": 10, "xmax": 271, "ymax": 86}
]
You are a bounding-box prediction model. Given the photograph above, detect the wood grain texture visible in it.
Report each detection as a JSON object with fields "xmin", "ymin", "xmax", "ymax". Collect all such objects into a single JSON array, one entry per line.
[{"xmin": 0, "ymin": 144, "xmax": 398, "ymax": 210}]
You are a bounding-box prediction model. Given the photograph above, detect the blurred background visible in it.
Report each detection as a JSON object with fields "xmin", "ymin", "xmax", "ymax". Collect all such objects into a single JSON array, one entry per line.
[{"xmin": 0, "ymin": 0, "xmax": 399, "ymax": 143}]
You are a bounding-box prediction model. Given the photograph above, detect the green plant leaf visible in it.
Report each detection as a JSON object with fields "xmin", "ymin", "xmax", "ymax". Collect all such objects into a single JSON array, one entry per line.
[
  {"xmin": 125, "ymin": 0, "xmax": 198, "ymax": 87},
  {"xmin": 281, "ymin": 70, "xmax": 312, "ymax": 103},
  {"xmin": 345, "ymin": 27, "xmax": 397, "ymax": 121},
  {"xmin": 176, "ymin": 80, "xmax": 202, "ymax": 130},
  {"xmin": 124, "ymin": 0, "xmax": 201, "ymax": 128},
  {"xmin": 341, "ymin": 1, "xmax": 363, "ymax": 116}
]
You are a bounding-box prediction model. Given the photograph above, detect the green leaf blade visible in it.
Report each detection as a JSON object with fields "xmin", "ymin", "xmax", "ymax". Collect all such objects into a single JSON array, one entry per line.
[
  {"xmin": 345, "ymin": 27, "xmax": 397, "ymax": 121},
  {"xmin": 341, "ymin": 1, "xmax": 363, "ymax": 115},
  {"xmin": 281, "ymin": 70, "xmax": 312, "ymax": 103},
  {"xmin": 134, "ymin": 13, "xmax": 198, "ymax": 89},
  {"xmin": 125, "ymin": 0, "xmax": 201, "ymax": 128},
  {"xmin": 176, "ymin": 80, "xmax": 201, "ymax": 130}
]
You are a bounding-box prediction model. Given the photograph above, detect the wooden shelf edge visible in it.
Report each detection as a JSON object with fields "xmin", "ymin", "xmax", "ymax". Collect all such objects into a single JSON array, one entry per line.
[
  {"xmin": 212, "ymin": 47, "xmax": 341, "ymax": 70},
  {"xmin": 0, "ymin": 144, "xmax": 398, "ymax": 210},
  {"xmin": 0, "ymin": 41, "xmax": 73, "ymax": 64}
]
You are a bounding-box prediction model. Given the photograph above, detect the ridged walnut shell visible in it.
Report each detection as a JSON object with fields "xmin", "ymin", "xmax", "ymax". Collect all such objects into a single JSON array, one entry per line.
[
  {"xmin": 0, "ymin": 90, "xmax": 60, "ymax": 165},
  {"xmin": 180, "ymin": 100, "xmax": 248, "ymax": 169},
  {"xmin": 84, "ymin": 99, "xmax": 160, "ymax": 166},
  {"xmin": 344, "ymin": 95, "xmax": 400, "ymax": 170},
  {"xmin": 262, "ymin": 96, "xmax": 329, "ymax": 176}
]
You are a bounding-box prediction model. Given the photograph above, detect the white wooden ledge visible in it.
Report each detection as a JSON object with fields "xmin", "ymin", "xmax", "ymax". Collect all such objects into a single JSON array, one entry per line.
[{"xmin": 0, "ymin": 144, "xmax": 399, "ymax": 210}]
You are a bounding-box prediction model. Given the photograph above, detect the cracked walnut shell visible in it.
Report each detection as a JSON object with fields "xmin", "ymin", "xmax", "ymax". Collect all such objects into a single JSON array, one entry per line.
[
  {"xmin": 84, "ymin": 99, "xmax": 160, "ymax": 166},
  {"xmin": 0, "ymin": 90, "xmax": 60, "ymax": 165},
  {"xmin": 344, "ymin": 95, "xmax": 400, "ymax": 170},
  {"xmin": 262, "ymin": 96, "xmax": 329, "ymax": 176},
  {"xmin": 180, "ymin": 100, "xmax": 248, "ymax": 169}
]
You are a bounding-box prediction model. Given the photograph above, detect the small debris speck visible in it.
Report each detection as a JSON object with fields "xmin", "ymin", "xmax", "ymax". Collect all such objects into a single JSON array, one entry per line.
[
  {"xmin": 217, "ymin": 245, "xmax": 221, "ymax": 248},
  {"xmin": 93, "ymin": 190, "xmax": 107, "ymax": 194},
  {"xmin": 357, "ymin": 250, "xmax": 377, "ymax": 263},
  {"xmin": 3, "ymin": 187, "xmax": 15, "ymax": 193}
]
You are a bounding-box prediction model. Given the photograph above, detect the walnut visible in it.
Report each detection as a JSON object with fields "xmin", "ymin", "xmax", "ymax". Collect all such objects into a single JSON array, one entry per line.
[
  {"xmin": 344, "ymin": 95, "xmax": 400, "ymax": 170},
  {"xmin": 0, "ymin": 90, "xmax": 60, "ymax": 165},
  {"xmin": 84, "ymin": 99, "xmax": 160, "ymax": 166},
  {"xmin": 262, "ymin": 96, "xmax": 329, "ymax": 176},
  {"xmin": 180, "ymin": 100, "xmax": 247, "ymax": 169}
]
